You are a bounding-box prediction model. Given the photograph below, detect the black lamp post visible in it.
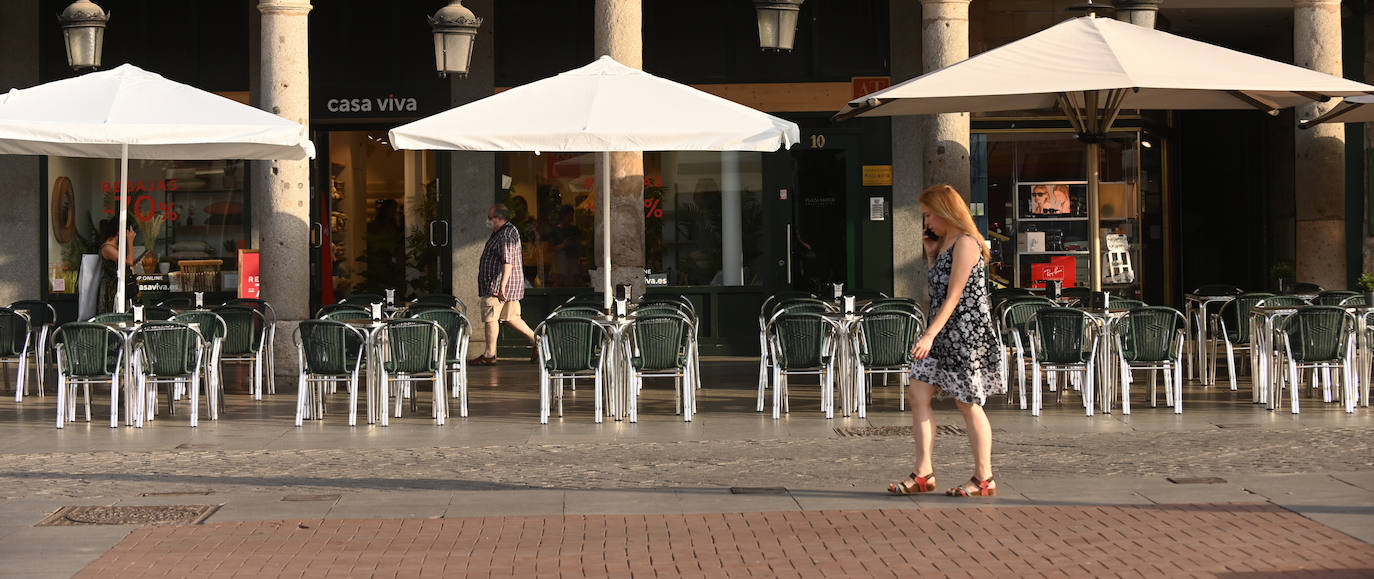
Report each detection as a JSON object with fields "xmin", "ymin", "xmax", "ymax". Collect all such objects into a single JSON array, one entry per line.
[
  {"xmin": 429, "ymin": 0, "xmax": 482, "ymax": 78},
  {"xmin": 753, "ymin": 0, "xmax": 804, "ymax": 52},
  {"xmin": 58, "ymin": 0, "xmax": 109, "ymax": 72}
]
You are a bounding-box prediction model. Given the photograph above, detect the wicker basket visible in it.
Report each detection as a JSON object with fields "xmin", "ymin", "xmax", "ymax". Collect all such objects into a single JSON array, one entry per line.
[{"xmin": 176, "ymin": 259, "xmax": 223, "ymax": 293}]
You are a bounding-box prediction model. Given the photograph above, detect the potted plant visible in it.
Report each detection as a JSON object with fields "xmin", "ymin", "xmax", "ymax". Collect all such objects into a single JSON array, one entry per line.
[
  {"xmin": 1271, "ymin": 261, "xmax": 1295, "ymax": 293},
  {"xmin": 1356, "ymin": 272, "xmax": 1374, "ymax": 306},
  {"xmin": 136, "ymin": 213, "xmax": 165, "ymax": 275}
]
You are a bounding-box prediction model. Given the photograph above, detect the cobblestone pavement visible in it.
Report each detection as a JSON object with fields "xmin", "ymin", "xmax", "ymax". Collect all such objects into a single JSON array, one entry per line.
[
  {"xmin": 76, "ymin": 504, "xmax": 1374, "ymax": 577},
  {"xmin": 4, "ymin": 424, "xmax": 1374, "ymax": 499}
]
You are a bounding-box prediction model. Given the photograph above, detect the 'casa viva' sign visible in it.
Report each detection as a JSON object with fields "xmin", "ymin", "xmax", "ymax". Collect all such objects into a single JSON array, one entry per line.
[{"xmin": 323, "ymin": 94, "xmax": 420, "ymax": 114}]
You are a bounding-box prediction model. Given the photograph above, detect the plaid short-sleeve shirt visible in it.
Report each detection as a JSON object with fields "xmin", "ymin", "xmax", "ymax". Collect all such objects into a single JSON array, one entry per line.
[{"xmin": 478, "ymin": 222, "xmax": 524, "ymax": 300}]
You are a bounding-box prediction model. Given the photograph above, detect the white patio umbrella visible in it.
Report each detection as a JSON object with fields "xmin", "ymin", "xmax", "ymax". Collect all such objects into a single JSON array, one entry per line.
[
  {"xmin": 0, "ymin": 64, "xmax": 315, "ymax": 312},
  {"xmin": 1303, "ymin": 95, "xmax": 1374, "ymax": 125},
  {"xmin": 837, "ymin": 15, "xmax": 1374, "ymax": 291},
  {"xmin": 391, "ymin": 55, "xmax": 799, "ymax": 311}
]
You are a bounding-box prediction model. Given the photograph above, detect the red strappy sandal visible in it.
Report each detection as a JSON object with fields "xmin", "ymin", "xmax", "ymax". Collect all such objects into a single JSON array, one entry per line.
[
  {"xmin": 888, "ymin": 473, "xmax": 936, "ymax": 494},
  {"xmin": 946, "ymin": 476, "xmax": 996, "ymax": 497}
]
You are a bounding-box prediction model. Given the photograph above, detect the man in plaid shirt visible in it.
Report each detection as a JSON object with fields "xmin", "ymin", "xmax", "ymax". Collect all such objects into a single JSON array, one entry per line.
[{"xmin": 471, "ymin": 203, "xmax": 536, "ymax": 365}]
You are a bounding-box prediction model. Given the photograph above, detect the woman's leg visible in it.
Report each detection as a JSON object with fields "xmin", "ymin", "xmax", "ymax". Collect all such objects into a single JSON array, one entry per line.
[
  {"xmin": 955, "ymin": 399, "xmax": 995, "ymax": 488},
  {"xmin": 909, "ymin": 380, "xmax": 936, "ymax": 476}
]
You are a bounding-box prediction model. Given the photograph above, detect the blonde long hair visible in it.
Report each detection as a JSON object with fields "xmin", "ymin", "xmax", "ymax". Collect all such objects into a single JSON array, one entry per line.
[{"xmin": 919, "ymin": 184, "xmax": 990, "ymax": 262}]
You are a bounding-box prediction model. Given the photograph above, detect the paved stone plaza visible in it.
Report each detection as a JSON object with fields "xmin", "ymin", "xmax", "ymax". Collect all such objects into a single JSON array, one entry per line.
[{"xmin": 3, "ymin": 358, "xmax": 1374, "ymax": 576}]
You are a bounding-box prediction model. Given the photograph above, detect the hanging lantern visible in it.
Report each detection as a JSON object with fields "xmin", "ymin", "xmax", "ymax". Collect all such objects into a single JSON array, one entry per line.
[
  {"xmin": 754, "ymin": 0, "xmax": 804, "ymax": 52},
  {"xmin": 58, "ymin": 0, "xmax": 109, "ymax": 71},
  {"xmin": 429, "ymin": 0, "xmax": 482, "ymax": 78}
]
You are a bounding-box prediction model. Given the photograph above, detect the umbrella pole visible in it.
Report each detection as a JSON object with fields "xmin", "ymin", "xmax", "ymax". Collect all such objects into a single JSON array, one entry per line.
[
  {"xmin": 1087, "ymin": 141, "xmax": 1101, "ymax": 293},
  {"xmin": 116, "ymin": 144, "xmax": 129, "ymax": 313},
  {"xmin": 600, "ymin": 152, "xmax": 612, "ymax": 313}
]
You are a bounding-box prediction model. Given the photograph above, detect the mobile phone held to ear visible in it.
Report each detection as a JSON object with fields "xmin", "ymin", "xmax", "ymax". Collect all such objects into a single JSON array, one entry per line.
[{"xmin": 923, "ymin": 228, "xmax": 938, "ymax": 241}]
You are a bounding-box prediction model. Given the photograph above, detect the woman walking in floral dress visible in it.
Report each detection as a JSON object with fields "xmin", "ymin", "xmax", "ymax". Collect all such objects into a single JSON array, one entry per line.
[{"xmin": 889, "ymin": 184, "xmax": 1005, "ymax": 497}]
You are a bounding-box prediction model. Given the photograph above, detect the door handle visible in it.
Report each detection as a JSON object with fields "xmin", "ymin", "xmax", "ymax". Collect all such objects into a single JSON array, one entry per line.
[
  {"xmin": 429, "ymin": 220, "xmax": 450, "ymax": 247},
  {"xmin": 785, "ymin": 223, "xmax": 793, "ymax": 285},
  {"xmin": 310, "ymin": 222, "xmax": 322, "ymax": 248}
]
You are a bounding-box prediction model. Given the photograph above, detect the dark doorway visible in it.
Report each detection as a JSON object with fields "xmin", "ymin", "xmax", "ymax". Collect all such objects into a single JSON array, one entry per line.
[{"xmin": 791, "ymin": 148, "xmax": 847, "ymax": 293}]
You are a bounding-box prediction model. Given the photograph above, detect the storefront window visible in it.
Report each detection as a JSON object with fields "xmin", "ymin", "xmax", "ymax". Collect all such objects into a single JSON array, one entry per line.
[
  {"xmin": 499, "ymin": 151, "xmax": 765, "ymax": 288},
  {"xmin": 45, "ymin": 157, "xmax": 249, "ymax": 295}
]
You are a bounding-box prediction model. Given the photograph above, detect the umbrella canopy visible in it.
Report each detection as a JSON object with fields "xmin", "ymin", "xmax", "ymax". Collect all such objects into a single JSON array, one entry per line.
[
  {"xmin": 0, "ymin": 64, "xmax": 316, "ymax": 312},
  {"xmin": 391, "ymin": 56, "xmax": 799, "ymax": 309},
  {"xmin": 0, "ymin": 64, "xmax": 314, "ymax": 160},
  {"xmin": 837, "ymin": 15, "xmax": 1374, "ymax": 292},
  {"xmin": 1304, "ymin": 95, "xmax": 1374, "ymax": 125}
]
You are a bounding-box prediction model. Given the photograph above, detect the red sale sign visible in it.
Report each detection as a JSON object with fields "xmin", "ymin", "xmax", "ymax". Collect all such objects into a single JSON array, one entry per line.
[
  {"xmin": 1030, "ymin": 256, "xmax": 1077, "ymax": 289},
  {"xmin": 239, "ymin": 249, "xmax": 260, "ymax": 299}
]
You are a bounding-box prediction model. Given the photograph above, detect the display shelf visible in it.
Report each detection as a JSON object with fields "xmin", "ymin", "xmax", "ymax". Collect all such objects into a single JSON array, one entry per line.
[{"xmin": 1010, "ymin": 180, "xmax": 1139, "ymax": 290}]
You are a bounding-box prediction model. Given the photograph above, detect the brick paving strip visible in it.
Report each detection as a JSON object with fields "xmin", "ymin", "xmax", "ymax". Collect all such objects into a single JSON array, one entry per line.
[{"xmin": 76, "ymin": 503, "xmax": 1374, "ymax": 577}]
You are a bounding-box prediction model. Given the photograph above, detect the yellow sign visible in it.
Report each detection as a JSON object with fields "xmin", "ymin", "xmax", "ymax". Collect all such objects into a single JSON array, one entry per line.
[{"xmin": 862, "ymin": 165, "xmax": 893, "ymax": 187}]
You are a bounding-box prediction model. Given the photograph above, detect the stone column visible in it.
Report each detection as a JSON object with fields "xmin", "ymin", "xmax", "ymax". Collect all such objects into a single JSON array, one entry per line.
[
  {"xmin": 1114, "ymin": 0, "xmax": 1162, "ymax": 29},
  {"xmin": 0, "ymin": 0, "xmax": 40, "ymax": 306},
  {"xmin": 920, "ymin": 0, "xmax": 970, "ymax": 195},
  {"xmin": 450, "ymin": 0, "xmax": 495, "ymax": 351},
  {"xmin": 1293, "ymin": 0, "xmax": 1346, "ymax": 289},
  {"xmin": 721, "ymin": 152, "xmax": 743, "ymax": 285},
  {"xmin": 594, "ymin": 0, "xmax": 645, "ymax": 296},
  {"xmin": 891, "ymin": 0, "xmax": 924, "ymax": 301},
  {"xmin": 255, "ymin": 0, "xmax": 312, "ymax": 378}
]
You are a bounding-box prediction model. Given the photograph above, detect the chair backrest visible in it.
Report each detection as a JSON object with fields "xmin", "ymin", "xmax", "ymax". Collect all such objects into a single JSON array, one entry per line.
[
  {"xmin": 89, "ymin": 312, "xmax": 135, "ymax": 325},
  {"xmin": 339, "ymin": 293, "xmax": 385, "ymax": 307},
  {"xmin": 1340, "ymin": 294, "xmax": 1367, "ymax": 307},
  {"xmin": 413, "ymin": 293, "xmax": 464, "ymax": 313},
  {"xmin": 547, "ymin": 306, "xmax": 603, "ymax": 320},
  {"xmin": 9, "ymin": 300, "xmax": 56, "ymax": 327},
  {"xmin": 1218, "ymin": 292, "xmax": 1275, "ymax": 343},
  {"xmin": 213, "ymin": 306, "xmax": 265, "ymax": 355},
  {"xmin": 144, "ymin": 306, "xmax": 176, "ymax": 321},
  {"xmin": 0, "ymin": 307, "xmax": 30, "ymax": 357},
  {"xmin": 861, "ymin": 298, "xmax": 919, "ymax": 315},
  {"xmin": 769, "ymin": 297, "xmax": 834, "ymax": 319},
  {"xmin": 132, "ymin": 321, "xmax": 201, "ymax": 376},
  {"xmin": 629, "ymin": 313, "xmax": 692, "ymax": 371},
  {"xmin": 52, "ymin": 322, "xmax": 124, "ymax": 377},
  {"xmin": 1257, "ymin": 295, "xmax": 1308, "ymax": 308},
  {"xmin": 1281, "ymin": 305, "xmax": 1353, "ymax": 362},
  {"xmin": 1291, "ymin": 282, "xmax": 1324, "ymax": 294},
  {"xmin": 411, "ymin": 308, "xmax": 469, "ymax": 361},
  {"xmin": 1191, "ymin": 284, "xmax": 1242, "ymax": 296},
  {"xmin": 634, "ymin": 303, "xmax": 693, "ymax": 320},
  {"xmin": 380, "ymin": 319, "xmax": 443, "ymax": 374},
  {"xmin": 639, "ymin": 294, "xmax": 696, "ymax": 317},
  {"xmin": 157, "ymin": 296, "xmax": 194, "ymax": 308},
  {"xmin": 170, "ymin": 310, "xmax": 228, "ymax": 340},
  {"xmin": 1312, "ymin": 291, "xmax": 1359, "ymax": 306},
  {"xmin": 537, "ymin": 316, "xmax": 603, "ymax": 373},
  {"xmin": 317, "ymin": 304, "xmax": 371, "ymax": 321},
  {"xmin": 1030, "ymin": 308, "xmax": 1091, "ymax": 364},
  {"xmin": 1115, "ymin": 306, "xmax": 1185, "ymax": 363},
  {"xmin": 1108, "ymin": 297, "xmax": 1147, "ymax": 310},
  {"xmin": 296, "ymin": 319, "xmax": 366, "ymax": 376},
  {"xmin": 1001, "ymin": 298, "xmax": 1056, "ymax": 336},
  {"xmin": 222, "ymin": 298, "xmax": 278, "ymax": 323},
  {"xmin": 767, "ymin": 311, "xmax": 835, "ymax": 370},
  {"xmin": 858, "ymin": 310, "xmax": 919, "ymax": 367}
]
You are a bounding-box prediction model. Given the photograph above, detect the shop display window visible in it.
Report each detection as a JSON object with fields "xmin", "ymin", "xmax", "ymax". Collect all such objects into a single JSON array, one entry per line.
[
  {"xmin": 499, "ymin": 151, "xmax": 765, "ymax": 288},
  {"xmin": 45, "ymin": 157, "xmax": 248, "ymax": 295}
]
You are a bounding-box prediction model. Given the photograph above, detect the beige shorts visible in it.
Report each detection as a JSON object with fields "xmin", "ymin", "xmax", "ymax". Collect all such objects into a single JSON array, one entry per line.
[{"xmin": 481, "ymin": 296, "xmax": 522, "ymax": 324}]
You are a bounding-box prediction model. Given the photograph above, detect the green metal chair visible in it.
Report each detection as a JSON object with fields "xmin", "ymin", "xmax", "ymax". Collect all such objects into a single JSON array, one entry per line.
[
  {"xmin": 294, "ymin": 319, "xmax": 367, "ymax": 426},
  {"xmin": 318, "ymin": 304, "xmax": 371, "ymax": 321},
  {"xmin": 131, "ymin": 321, "xmax": 205, "ymax": 427},
  {"xmin": 853, "ymin": 309, "xmax": 921, "ymax": 416},
  {"xmin": 1211, "ymin": 292, "xmax": 1274, "ymax": 390},
  {"xmin": 10, "ymin": 300, "xmax": 56, "ymax": 399},
  {"xmin": 1278, "ymin": 305, "xmax": 1357, "ymax": 414},
  {"xmin": 639, "ymin": 294, "xmax": 696, "ymax": 318},
  {"xmin": 51, "ymin": 322, "xmax": 126, "ymax": 428},
  {"xmin": 548, "ymin": 305, "xmax": 604, "ymax": 320},
  {"xmin": 765, "ymin": 310, "xmax": 840, "ymax": 420},
  {"xmin": 535, "ymin": 316, "xmax": 608, "ymax": 424},
  {"xmin": 861, "ymin": 298, "xmax": 925, "ymax": 328},
  {"xmin": 756, "ymin": 297, "xmax": 836, "ymax": 413},
  {"xmin": 170, "ymin": 310, "xmax": 228, "ymax": 420},
  {"xmin": 1312, "ymin": 291, "xmax": 1359, "ymax": 306},
  {"xmin": 223, "ymin": 298, "xmax": 280, "ymax": 395},
  {"xmin": 1114, "ymin": 306, "xmax": 1187, "ymax": 414},
  {"xmin": 998, "ymin": 296, "xmax": 1057, "ymax": 409},
  {"xmin": 626, "ymin": 311, "xmax": 698, "ymax": 422},
  {"xmin": 213, "ymin": 305, "xmax": 268, "ymax": 399},
  {"xmin": 1028, "ymin": 308, "xmax": 1097, "ymax": 417},
  {"xmin": 1108, "ymin": 297, "xmax": 1147, "ymax": 310},
  {"xmin": 411, "ymin": 308, "xmax": 471, "ymax": 417},
  {"xmin": 379, "ymin": 318, "xmax": 447, "ymax": 424},
  {"xmin": 0, "ymin": 307, "xmax": 32, "ymax": 404}
]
